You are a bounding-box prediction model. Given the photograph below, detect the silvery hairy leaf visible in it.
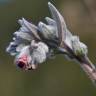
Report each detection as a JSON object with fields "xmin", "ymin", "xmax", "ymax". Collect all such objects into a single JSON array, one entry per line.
[
  {"xmin": 20, "ymin": 18, "xmax": 41, "ymax": 40},
  {"xmin": 38, "ymin": 21, "xmax": 58, "ymax": 39},
  {"xmin": 48, "ymin": 2, "xmax": 67, "ymax": 44},
  {"xmin": 45, "ymin": 17, "xmax": 56, "ymax": 26}
]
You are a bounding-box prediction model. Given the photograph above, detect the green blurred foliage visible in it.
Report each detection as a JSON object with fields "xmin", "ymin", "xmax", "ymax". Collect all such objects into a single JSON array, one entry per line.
[{"xmin": 0, "ymin": 0, "xmax": 96, "ymax": 96}]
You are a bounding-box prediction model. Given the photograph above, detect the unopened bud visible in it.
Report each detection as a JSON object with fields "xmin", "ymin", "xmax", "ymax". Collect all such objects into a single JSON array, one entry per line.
[{"xmin": 15, "ymin": 46, "xmax": 32, "ymax": 70}]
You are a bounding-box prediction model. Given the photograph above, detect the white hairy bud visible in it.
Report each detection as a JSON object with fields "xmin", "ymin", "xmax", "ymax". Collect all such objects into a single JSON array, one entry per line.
[{"xmin": 31, "ymin": 41, "xmax": 49, "ymax": 64}]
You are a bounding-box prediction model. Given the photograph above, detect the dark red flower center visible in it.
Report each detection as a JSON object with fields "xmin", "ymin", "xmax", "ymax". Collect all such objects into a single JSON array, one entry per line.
[{"xmin": 17, "ymin": 61, "xmax": 25, "ymax": 68}]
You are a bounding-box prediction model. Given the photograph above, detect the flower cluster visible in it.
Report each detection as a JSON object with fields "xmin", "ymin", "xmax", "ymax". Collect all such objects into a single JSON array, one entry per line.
[{"xmin": 6, "ymin": 2, "xmax": 96, "ymax": 84}]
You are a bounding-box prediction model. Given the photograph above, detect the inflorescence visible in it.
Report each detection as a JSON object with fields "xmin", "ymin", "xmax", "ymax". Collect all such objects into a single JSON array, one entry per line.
[{"xmin": 6, "ymin": 2, "xmax": 96, "ymax": 85}]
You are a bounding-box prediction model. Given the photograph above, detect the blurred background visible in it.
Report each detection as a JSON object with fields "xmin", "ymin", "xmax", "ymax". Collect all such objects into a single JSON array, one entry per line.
[{"xmin": 0, "ymin": 0, "xmax": 96, "ymax": 96}]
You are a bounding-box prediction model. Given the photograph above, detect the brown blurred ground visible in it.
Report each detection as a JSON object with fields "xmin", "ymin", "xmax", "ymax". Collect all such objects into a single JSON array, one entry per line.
[{"xmin": 0, "ymin": 0, "xmax": 96, "ymax": 96}]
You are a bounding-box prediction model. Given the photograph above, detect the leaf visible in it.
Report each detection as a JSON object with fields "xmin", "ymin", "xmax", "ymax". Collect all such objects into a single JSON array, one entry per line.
[{"xmin": 48, "ymin": 2, "xmax": 67, "ymax": 43}]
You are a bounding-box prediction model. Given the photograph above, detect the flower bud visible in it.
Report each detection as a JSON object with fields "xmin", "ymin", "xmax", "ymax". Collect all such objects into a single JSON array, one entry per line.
[
  {"xmin": 71, "ymin": 36, "xmax": 88, "ymax": 56},
  {"xmin": 38, "ymin": 22, "xmax": 57, "ymax": 39},
  {"xmin": 15, "ymin": 46, "xmax": 32, "ymax": 70}
]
